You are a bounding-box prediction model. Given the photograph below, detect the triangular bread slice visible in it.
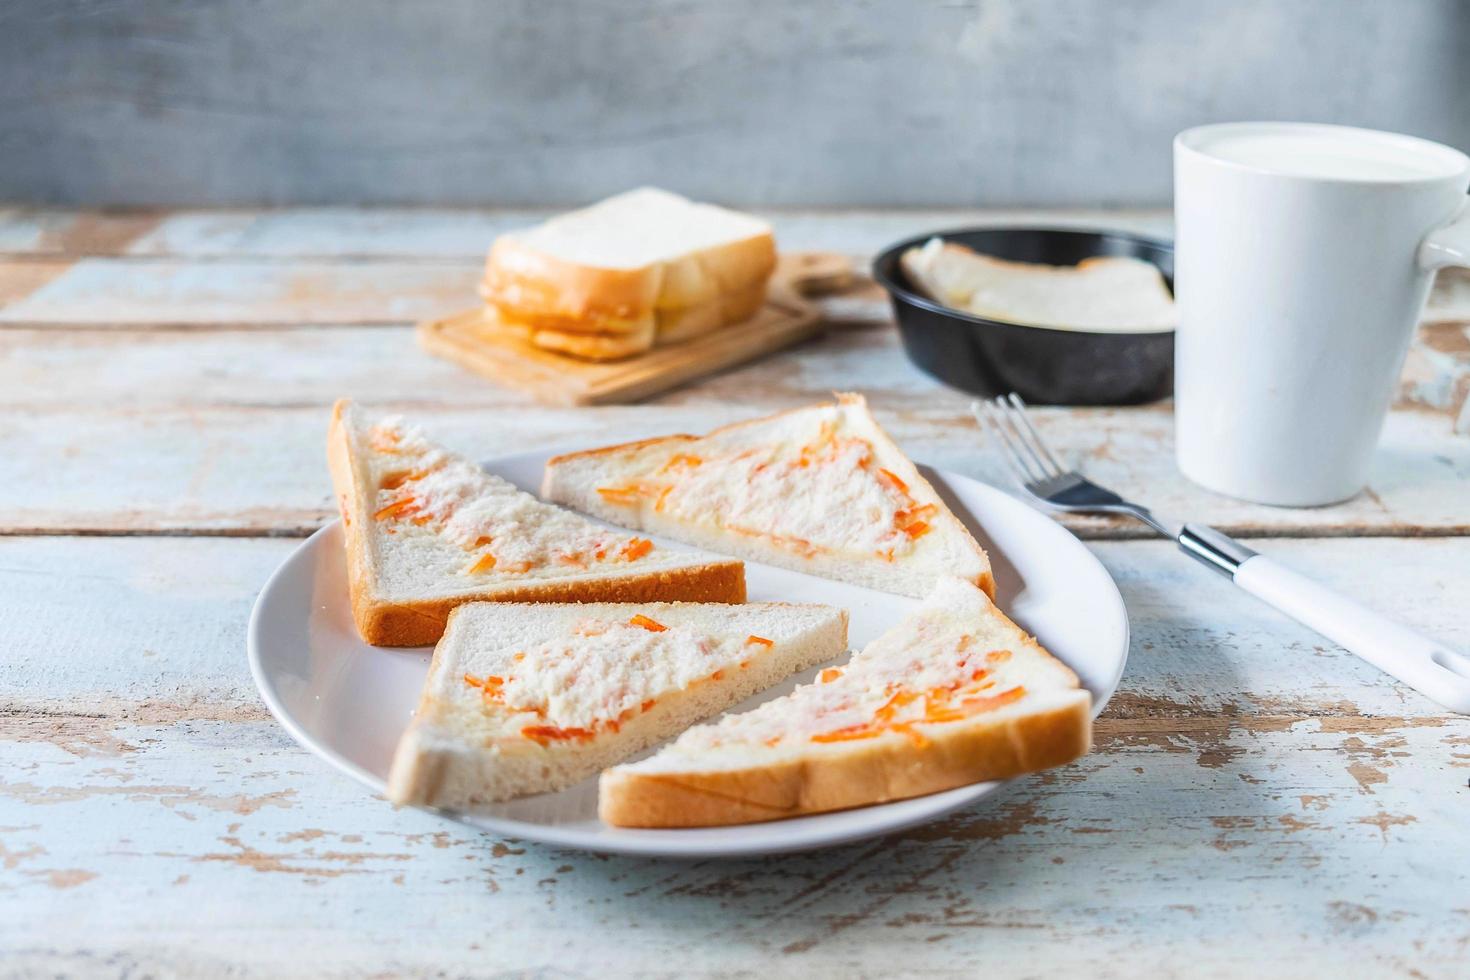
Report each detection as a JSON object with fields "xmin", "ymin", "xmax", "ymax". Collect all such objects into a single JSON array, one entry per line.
[
  {"xmin": 541, "ymin": 394, "xmax": 992, "ymax": 598},
  {"xmin": 387, "ymin": 599, "xmax": 849, "ymax": 807},
  {"xmin": 601, "ymin": 578, "xmax": 1089, "ymax": 827},
  {"xmin": 327, "ymin": 400, "xmax": 745, "ymax": 646}
]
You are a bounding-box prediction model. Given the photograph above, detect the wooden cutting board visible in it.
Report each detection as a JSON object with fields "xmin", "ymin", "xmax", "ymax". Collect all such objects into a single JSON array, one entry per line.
[{"xmin": 417, "ymin": 252, "xmax": 855, "ymax": 405}]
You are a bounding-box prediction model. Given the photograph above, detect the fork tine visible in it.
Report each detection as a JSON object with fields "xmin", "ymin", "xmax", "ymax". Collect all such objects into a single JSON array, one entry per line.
[
  {"xmin": 1003, "ymin": 393, "xmax": 1066, "ymax": 477},
  {"xmin": 973, "ymin": 399, "xmax": 1045, "ymax": 484},
  {"xmin": 987, "ymin": 396, "xmax": 1056, "ymax": 483},
  {"xmin": 971, "ymin": 400, "xmax": 1025, "ymax": 481}
]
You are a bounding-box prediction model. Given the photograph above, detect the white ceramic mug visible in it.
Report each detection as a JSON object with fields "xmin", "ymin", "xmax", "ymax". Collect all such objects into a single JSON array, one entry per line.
[{"xmin": 1173, "ymin": 121, "xmax": 1470, "ymax": 506}]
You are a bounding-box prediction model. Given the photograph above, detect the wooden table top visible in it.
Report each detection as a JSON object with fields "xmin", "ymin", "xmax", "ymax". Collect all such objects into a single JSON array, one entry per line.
[{"xmin": 2, "ymin": 206, "xmax": 1467, "ymax": 978}]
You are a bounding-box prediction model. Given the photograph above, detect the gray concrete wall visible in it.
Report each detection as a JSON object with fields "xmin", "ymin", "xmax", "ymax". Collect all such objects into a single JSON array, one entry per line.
[{"xmin": 3, "ymin": 0, "xmax": 1467, "ymax": 207}]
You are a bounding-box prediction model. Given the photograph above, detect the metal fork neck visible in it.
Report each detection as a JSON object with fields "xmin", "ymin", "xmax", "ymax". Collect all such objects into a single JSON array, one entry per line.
[
  {"xmin": 1178, "ymin": 523, "xmax": 1258, "ymax": 578},
  {"xmin": 1117, "ymin": 505, "xmax": 1175, "ymax": 539}
]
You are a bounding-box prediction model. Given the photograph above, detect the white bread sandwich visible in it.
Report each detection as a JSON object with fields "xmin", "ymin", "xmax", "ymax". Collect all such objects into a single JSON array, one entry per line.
[
  {"xmin": 540, "ymin": 393, "xmax": 993, "ymax": 599},
  {"xmin": 480, "ymin": 188, "xmax": 777, "ymax": 360},
  {"xmin": 600, "ymin": 578, "xmax": 1090, "ymax": 827},
  {"xmin": 901, "ymin": 237, "xmax": 1176, "ymax": 332},
  {"xmin": 387, "ymin": 599, "xmax": 849, "ymax": 807},
  {"xmin": 327, "ymin": 400, "xmax": 745, "ymax": 646}
]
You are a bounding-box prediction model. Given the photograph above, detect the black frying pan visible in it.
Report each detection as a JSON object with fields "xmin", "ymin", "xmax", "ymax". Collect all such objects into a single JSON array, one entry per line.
[{"xmin": 871, "ymin": 228, "xmax": 1175, "ymax": 405}]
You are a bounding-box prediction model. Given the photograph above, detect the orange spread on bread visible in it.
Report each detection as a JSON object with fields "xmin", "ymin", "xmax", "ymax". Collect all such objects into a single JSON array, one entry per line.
[
  {"xmin": 520, "ymin": 724, "xmax": 597, "ymax": 745},
  {"xmin": 369, "ymin": 433, "xmax": 656, "ymax": 575},
  {"xmin": 620, "ymin": 538, "xmax": 653, "ymax": 561},
  {"xmin": 809, "ymin": 682, "xmax": 1027, "ymax": 746},
  {"xmin": 592, "ymin": 429, "xmax": 938, "ymax": 563}
]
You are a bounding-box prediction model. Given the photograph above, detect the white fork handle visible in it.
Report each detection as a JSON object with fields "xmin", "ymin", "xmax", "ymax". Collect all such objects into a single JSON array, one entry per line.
[{"xmin": 1234, "ymin": 555, "xmax": 1470, "ymax": 714}]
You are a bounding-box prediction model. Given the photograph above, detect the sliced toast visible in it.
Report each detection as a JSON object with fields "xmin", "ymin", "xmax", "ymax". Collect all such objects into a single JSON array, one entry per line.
[
  {"xmin": 541, "ymin": 393, "xmax": 992, "ymax": 598},
  {"xmin": 481, "ymin": 188, "xmax": 777, "ymax": 359},
  {"xmin": 328, "ymin": 400, "xmax": 745, "ymax": 646},
  {"xmin": 387, "ymin": 599, "xmax": 849, "ymax": 807},
  {"xmin": 600, "ymin": 578, "xmax": 1090, "ymax": 827}
]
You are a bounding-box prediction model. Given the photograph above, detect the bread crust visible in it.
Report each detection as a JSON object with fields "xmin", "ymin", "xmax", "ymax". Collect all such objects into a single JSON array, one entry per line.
[
  {"xmin": 485, "ymin": 236, "xmax": 662, "ymax": 324},
  {"xmin": 483, "ymin": 227, "xmax": 776, "ymax": 329},
  {"xmin": 656, "ymin": 235, "xmax": 777, "ymax": 308},
  {"xmin": 599, "ymin": 691, "xmax": 1090, "ymax": 828},
  {"xmin": 542, "ymin": 393, "xmax": 994, "ymax": 598},
  {"xmin": 655, "ymin": 280, "xmax": 769, "ymax": 344},
  {"xmin": 326, "ymin": 400, "xmax": 746, "ymax": 647},
  {"xmin": 388, "ymin": 601, "xmax": 849, "ymax": 807},
  {"xmin": 352, "ymin": 564, "xmax": 748, "ymax": 647}
]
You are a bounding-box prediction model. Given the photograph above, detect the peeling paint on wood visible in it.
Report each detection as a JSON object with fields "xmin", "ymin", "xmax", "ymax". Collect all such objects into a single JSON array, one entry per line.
[
  {"xmin": 1, "ymin": 206, "xmax": 1467, "ymax": 975},
  {"xmin": 5, "ymin": 535, "xmax": 1469, "ymax": 723},
  {"xmin": 1, "ymin": 717, "xmax": 1466, "ymax": 975},
  {"xmin": 1, "ymin": 396, "xmax": 1466, "ymax": 538}
]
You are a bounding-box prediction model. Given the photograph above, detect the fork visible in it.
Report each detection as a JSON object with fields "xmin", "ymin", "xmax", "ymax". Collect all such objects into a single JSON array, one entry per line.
[{"xmin": 975, "ymin": 393, "xmax": 1470, "ymax": 715}]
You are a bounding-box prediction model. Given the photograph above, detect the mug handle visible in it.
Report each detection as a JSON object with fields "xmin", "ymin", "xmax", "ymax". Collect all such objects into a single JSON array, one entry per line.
[{"xmin": 1419, "ymin": 197, "xmax": 1470, "ymax": 270}]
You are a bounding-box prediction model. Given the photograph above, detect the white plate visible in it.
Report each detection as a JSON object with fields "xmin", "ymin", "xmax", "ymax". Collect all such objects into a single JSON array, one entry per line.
[{"xmin": 248, "ymin": 451, "xmax": 1128, "ymax": 858}]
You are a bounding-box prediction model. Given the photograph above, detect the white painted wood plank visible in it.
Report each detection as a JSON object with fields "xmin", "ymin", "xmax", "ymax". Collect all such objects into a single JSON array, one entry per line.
[
  {"xmin": 3, "ymin": 320, "xmax": 1463, "ymax": 420},
  {"xmin": 0, "ymin": 259, "xmax": 480, "ymax": 325},
  {"xmin": 0, "ymin": 537, "xmax": 290, "ymax": 718},
  {"xmin": 5, "ymin": 535, "xmax": 1468, "ymax": 721},
  {"xmin": 102, "ymin": 207, "xmax": 1171, "ymax": 259},
  {"xmin": 0, "ymin": 208, "xmax": 164, "ymax": 257},
  {"xmin": 121, "ymin": 207, "xmax": 1175, "ymax": 260},
  {"xmin": 124, "ymin": 208, "xmax": 554, "ymax": 260},
  {"xmin": 1, "ymin": 255, "xmax": 1464, "ymax": 330},
  {"xmin": 1, "ymin": 389, "xmax": 1466, "ymax": 536},
  {"xmin": 1, "ymin": 713, "xmax": 1464, "ymax": 976},
  {"xmin": 5, "ymin": 532, "xmax": 1466, "ymax": 972},
  {"xmin": 0, "ymin": 208, "xmax": 1462, "ymax": 328}
]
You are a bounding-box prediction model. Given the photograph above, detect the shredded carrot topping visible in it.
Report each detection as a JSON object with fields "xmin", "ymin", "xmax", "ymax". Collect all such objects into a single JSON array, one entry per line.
[
  {"xmin": 876, "ymin": 467, "xmax": 909, "ymax": 494},
  {"xmin": 819, "ymin": 668, "xmax": 843, "ymax": 684},
  {"xmin": 596, "ymin": 484, "xmax": 661, "ymax": 505},
  {"xmin": 520, "ymin": 725, "xmax": 597, "ymax": 745},
  {"xmin": 621, "ymin": 538, "xmax": 653, "ymax": 560},
  {"xmin": 372, "ymin": 498, "xmax": 420, "ymax": 521},
  {"xmin": 811, "ymin": 724, "xmax": 882, "ymax": 743},
  {"xmin": 809, "ymin": 685, "xmax": 1026, "ymax": 745},
  {"xmin": 746, "ymin": 635, "xmax": 774, "ymax": 648},
  {"xmin": 903, "ymin": 520, "xmax": 931, "ymax": 539},
  {"xmin": 380, "ymin": 469, "xmax": 427, "ymax": 491},
  {"xmin": 466, "ymin": 553, "xmax": 497, "ymax": 574},
  {"xmin": 922, "ymin": 685, "xmax": 1022, "ymax": 723},
  {"xmin": 628, "ymin": 613, "xmax": 666, "ymax": 632}
]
